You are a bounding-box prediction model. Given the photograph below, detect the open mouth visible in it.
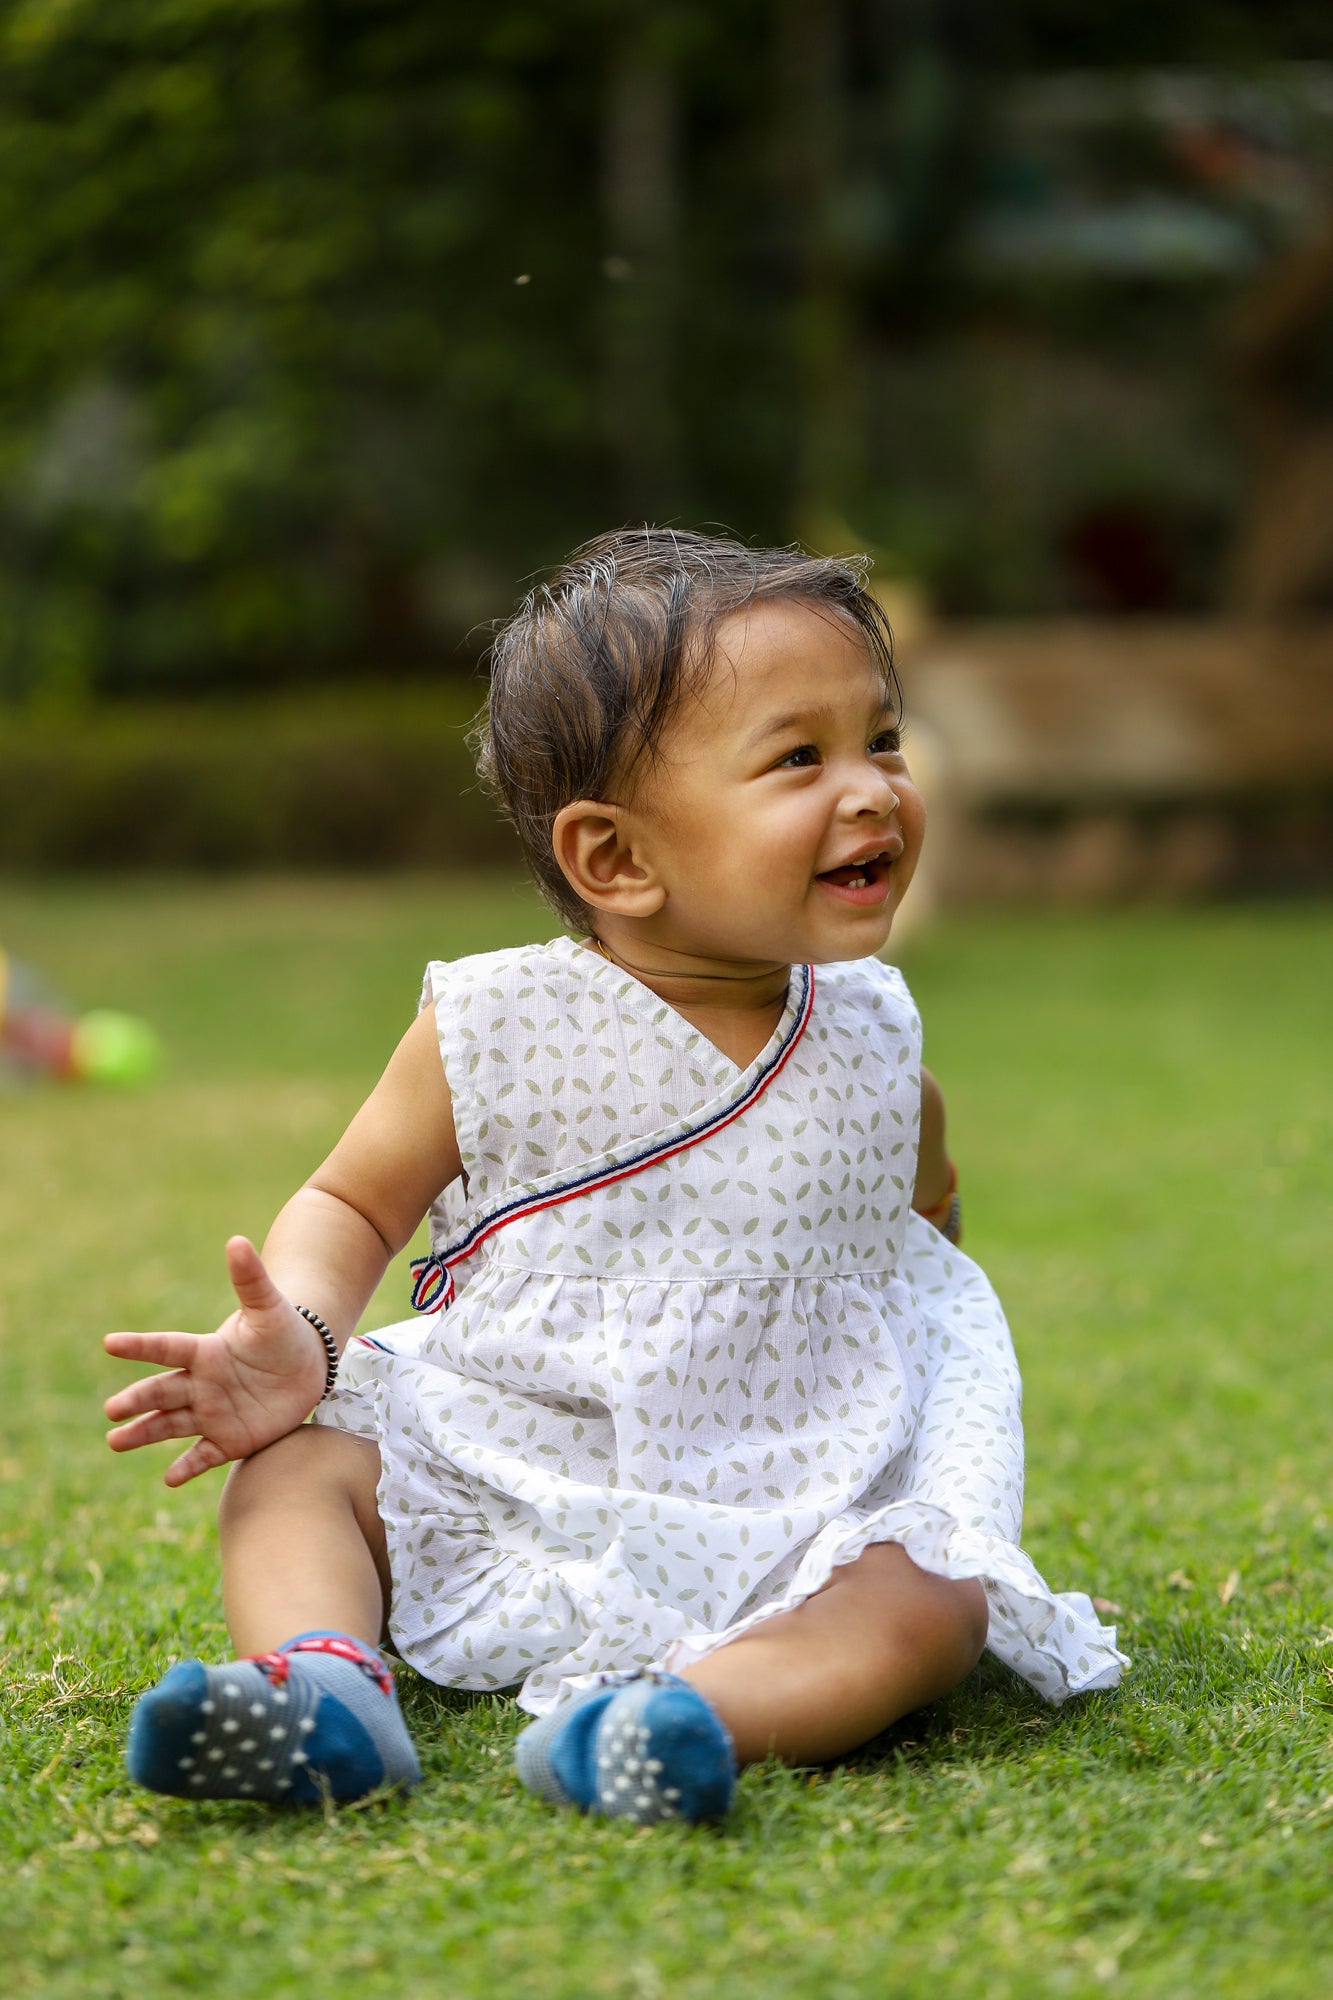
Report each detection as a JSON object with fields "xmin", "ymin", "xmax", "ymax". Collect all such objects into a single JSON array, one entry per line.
[{"xmin": 816, "ymin": 850, "xmax": 893, "ymax": 902}]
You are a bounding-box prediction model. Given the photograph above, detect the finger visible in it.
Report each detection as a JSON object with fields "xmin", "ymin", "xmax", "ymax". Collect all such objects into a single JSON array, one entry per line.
[
  {"xmin": 104, "ymin": 1370, "xmax": 194, "ymax": 1422},
  {"xmin": 225, "ymin": 1235, "xmax": 288, "ymax": 1318},
  {"xmin": 163, "ymin": 1437, "xmax": 229, "ymax": 1488},
  {"xmin": 104, "ymin": 1330, "xmax": 200, "ymax": 1369},
  {"xmin": 105, "ymin": 1408, "xmax": 203, "ymax": 1453}
]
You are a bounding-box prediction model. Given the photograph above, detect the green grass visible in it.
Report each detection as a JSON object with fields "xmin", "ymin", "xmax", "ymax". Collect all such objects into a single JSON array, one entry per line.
[{"xmin": 2, "ymin": 878, "xmax": 1330, "ymax": 1999}]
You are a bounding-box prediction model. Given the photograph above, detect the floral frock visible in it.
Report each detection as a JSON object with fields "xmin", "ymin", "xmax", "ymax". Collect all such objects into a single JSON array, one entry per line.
[{"xmin": 315, "ymin": 937, "xmax": 1126, "ymax": 1714}]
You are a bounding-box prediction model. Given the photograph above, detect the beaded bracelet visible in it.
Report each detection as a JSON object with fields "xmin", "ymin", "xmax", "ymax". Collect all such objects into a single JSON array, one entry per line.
[{"xmin": 293, "ymin": 1303, "xmax": 340, "ymax": 1401}]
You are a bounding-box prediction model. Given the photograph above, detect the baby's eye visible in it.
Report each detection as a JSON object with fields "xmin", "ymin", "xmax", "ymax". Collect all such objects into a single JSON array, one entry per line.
[
  {"xmin": 869, "ymin": 729, "xmax": 902, "ymax": 756},
  {"xmin": 776, "ymin": 744, "xmax": 820, "ymax": 769}
]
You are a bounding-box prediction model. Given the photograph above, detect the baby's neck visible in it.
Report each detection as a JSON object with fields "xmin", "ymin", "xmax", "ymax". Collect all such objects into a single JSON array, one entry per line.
[{"xmin": 584, "ymin": 933, "xmax": 791, "ymax": 1070}]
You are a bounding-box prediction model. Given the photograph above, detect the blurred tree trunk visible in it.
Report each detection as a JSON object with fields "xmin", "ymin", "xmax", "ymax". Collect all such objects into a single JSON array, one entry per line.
[
  {"xmin": 774, "ymin": 0, "xmax": 861, "ymax": 537},
  {"xmin": 602, "ymin": 18, "xmax": 682, "ymax": 515}
]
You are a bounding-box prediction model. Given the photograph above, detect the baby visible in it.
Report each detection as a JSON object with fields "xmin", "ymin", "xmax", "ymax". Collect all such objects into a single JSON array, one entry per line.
[{"xmin": 106, "ymin": 530, "xmax": 1124, "ymax": 1821}]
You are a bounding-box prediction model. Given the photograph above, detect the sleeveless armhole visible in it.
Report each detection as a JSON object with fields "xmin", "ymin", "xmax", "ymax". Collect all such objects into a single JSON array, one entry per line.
[
  {"xmin": 420, "ymin": 960, "xmax": 483, "ymax": 1181},
  {"xmin": 419, "ymin": 957, "xmax": 484, "ymax": 1247},
  {"xmin": 419, "ymin": 945, "xmax": 548, "ymax": 1248},
  {"xmin": 848, "ymin": 954, "xmax": 924, "ymax": 1071},
  {"xmin": 873, "ymin": 953, "xmax": 920, "ymax": 1020}
]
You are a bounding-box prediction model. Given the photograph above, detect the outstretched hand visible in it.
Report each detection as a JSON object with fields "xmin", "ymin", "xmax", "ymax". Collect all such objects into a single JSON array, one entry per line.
[{"xmin": 103, "ymin": 1237, "xmax": 330, "ymax": 1486}]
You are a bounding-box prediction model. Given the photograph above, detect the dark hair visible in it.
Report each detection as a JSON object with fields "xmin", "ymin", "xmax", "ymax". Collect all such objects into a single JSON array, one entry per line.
[{"xmin": 474, "ymin": 527, "xmax": 899, "ymax": 930}]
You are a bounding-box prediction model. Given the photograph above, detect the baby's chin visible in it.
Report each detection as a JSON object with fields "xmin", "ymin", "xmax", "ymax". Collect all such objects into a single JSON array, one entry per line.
[
  {"xmin": 642, "ymin": 900, "xmax": 899, "ymax": 970},
  {"xmin": 806, "ymin": 941, "xmax": 894, "ymax": 967},
  {"xmin": 803, "ymin": 906, "xmax": 902, "ymax": 964},
  {"xmin": 795, "ymin": 923, "xmax": 901, "ymax": 969}
]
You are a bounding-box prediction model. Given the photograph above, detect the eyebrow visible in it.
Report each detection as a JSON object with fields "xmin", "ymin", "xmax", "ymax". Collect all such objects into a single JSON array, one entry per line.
[{"xmin": 742, "ymin": 699, "xmax": 896, "ymax": 752}]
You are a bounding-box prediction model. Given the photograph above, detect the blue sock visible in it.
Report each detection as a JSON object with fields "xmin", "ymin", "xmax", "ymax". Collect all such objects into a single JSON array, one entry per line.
[
  {"xmin": 126, "ymin": 1631, "xmax": 421, "ymax": 1804},
  {"xmin": 515, "ymin": 1672, "xmax": 735, "ymax": 1825}
]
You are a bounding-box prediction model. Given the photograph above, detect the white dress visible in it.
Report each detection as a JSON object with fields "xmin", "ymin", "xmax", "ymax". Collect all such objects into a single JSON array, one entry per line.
[{"xmin": 315, "ymin": 937, "xmax": 1126, "ymax": 1714}]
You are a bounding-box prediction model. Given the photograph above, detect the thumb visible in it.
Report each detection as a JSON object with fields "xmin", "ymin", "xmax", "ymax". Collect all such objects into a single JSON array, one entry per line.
[{"xmin": 224, "ymin": 1235, "xmax": 289, "ymax": 1319}]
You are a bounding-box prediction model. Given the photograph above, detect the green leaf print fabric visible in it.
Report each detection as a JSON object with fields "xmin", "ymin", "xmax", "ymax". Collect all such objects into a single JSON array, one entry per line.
[{"xmin": 315, "ymin": 938, "xmax": 1126, "ymax": 1713}]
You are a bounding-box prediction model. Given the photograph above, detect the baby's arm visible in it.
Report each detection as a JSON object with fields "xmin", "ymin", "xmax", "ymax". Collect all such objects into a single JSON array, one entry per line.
[
  {"xmin": 911, "ymin": 1064, "xmax": 958, "ymax": 1231},
  {"xmin": 263, "ymin": 1002, "xmax": 461, "ymax": 1327},
  {"xmin": 104, "ymin": 1006, "xmax": 460, "ymax": 1486}
]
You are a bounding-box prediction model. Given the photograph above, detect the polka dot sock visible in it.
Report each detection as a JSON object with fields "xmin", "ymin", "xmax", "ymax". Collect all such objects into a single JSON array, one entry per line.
[
  {"xmin": 514, "ymin": 1671, "xmax": 735, "ymax": 1825},
  {"xmin": 126, "ymin": 1631, "xmax": 421, "ymax": 1804}
]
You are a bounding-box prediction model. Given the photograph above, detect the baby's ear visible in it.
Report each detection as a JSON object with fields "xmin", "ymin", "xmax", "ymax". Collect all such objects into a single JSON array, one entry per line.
[{"xmin": 551, "ymin": 800, "xmax": 665, "ymax": 916}]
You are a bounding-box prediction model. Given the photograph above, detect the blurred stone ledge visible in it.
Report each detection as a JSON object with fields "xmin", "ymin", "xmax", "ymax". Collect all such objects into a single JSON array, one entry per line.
[{"xmin": 902, "ymin": 619, "xmax": 1333, "ymax": 904}]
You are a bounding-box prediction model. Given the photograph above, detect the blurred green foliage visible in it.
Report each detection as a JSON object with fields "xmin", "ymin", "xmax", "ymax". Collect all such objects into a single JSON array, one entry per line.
[
  {"xmin": 0, "ymin": 681, "xmax": 512, "ymax": 868},
  {"xmin": 2, "ymin": 2, "xmax": 1332, "ymax": 705},
  {"xmin": 0, "ymin": 0, "xmax": 624, "ymax": 701}
]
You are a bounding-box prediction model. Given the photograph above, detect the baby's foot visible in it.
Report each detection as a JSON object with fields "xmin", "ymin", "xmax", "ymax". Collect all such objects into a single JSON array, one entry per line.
[
  {"xmin": 126, "ymin": 1631, "xmax": 421, "ymax": 1804},
  {"xmin": 515, "ymin": 1671, "xmax": 734, "ymax": 1825}
]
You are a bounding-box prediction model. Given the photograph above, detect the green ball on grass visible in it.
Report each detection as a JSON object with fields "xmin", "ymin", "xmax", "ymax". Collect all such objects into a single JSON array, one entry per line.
[{"xmin": 69, "ymin": 1010, "xmax": 162, "ymax": 1087}]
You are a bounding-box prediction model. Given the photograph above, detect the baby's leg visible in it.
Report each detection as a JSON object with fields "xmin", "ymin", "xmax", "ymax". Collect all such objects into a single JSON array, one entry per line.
[
  {"xmin": 127, "ymin": 1426, "xmax": 420, "ymax": 1803},
  {"xmin": 681, "ymin": 1542, "xmax": 988, "ymax": 1765},
  {"xmin": 219, "ymin": 1424, "xmax": 390, "ymax": 1652},
  {"xmin": 514, "ymin": 1542, "xmax": 985, "ymax": 1826}
]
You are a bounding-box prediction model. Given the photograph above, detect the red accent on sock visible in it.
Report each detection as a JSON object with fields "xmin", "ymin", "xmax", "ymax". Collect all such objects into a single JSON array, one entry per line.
[
  {"xmin": 250, "ymin": 1650, "xmax": 291, "ymax": 1687},
  {"xmin": 280, "ymin": 1635, "xmax": 394, "ymax": 1695}
]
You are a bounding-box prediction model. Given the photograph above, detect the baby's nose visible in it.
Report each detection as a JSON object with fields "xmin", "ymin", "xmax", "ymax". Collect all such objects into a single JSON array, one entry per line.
[{"xmin": 847, "ymin": 768, "xmax": 899, "ymax": 814}]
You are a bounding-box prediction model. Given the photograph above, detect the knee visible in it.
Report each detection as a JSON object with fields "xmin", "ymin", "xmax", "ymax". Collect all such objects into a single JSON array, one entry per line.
[
  {"xmin": 217, "ymin": 1435, "xmax": 293, "ymax": 1533},
  {"xmin": 925, "ymin": 1576, "xmax": 988, "ymax": 1683},
  {"xmin": 218, "ymin": 1426, "xmax": 379, "ymax": 1532},
  {"xmin": 950, "ymin": 1577, "xmax": 990, "ymax": 1672},
  {"xmin": 882, "ymin": 1553, "xmax": 989, "ymax": 1679}
]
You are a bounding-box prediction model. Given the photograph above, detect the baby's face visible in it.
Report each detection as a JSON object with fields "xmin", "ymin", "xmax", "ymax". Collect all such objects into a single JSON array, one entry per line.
[{"xmin": 633, "ymin": 598, "xmax": 924, "ymax": 967}]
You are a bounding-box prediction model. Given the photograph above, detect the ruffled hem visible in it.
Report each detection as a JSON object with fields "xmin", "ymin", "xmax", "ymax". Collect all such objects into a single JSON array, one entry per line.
[{"xmin": 655, "ymin": 1499, "xmax": 1127, "ymax": 1708}]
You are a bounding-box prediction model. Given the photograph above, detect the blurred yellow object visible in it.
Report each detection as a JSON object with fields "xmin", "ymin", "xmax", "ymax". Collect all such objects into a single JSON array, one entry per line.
[
  {"xmin": 870, "ymin": 573, "xmax": 933, "ymax": 656},
  {"xmin": 797, "ymin": 511, "xmax": 935, "ymax": 653}
]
